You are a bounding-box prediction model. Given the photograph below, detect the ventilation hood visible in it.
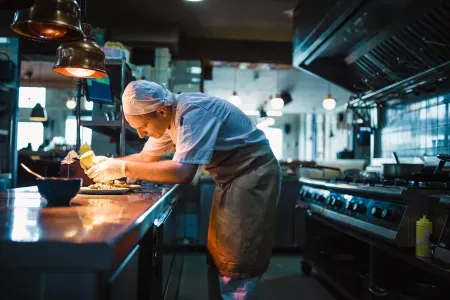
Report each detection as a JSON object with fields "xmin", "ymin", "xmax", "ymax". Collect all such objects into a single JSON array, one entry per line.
[{"xmin": 293, "ymin": 0, "xmax": 450, "ymax": 103}]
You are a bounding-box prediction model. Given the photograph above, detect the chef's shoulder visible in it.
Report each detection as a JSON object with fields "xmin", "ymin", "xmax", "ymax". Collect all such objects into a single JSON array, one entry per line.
[{"xmin": 176, "ymin": 92, "xmax": 231, "ymax": 123}]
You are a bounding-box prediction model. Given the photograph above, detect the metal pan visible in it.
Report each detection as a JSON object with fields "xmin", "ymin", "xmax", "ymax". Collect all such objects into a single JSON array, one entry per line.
[{"xmin": 381, "ymin": 152, "xmax": 424, "ymax": 178}]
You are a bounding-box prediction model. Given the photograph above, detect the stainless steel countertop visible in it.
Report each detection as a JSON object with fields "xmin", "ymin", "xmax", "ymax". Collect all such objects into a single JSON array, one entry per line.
[{"xmin": 0, "ymin": 184, "xmax": 180, "ymax": 270}]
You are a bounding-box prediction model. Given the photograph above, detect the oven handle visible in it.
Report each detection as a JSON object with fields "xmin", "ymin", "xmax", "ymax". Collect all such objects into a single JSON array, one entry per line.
[
  {"xmin": 154, "ymin": 203, "xmax": 175, "ymax": 227},
  {"xmin": 368, "ymin": 285, "xmax": 388, "ymax": 297}
]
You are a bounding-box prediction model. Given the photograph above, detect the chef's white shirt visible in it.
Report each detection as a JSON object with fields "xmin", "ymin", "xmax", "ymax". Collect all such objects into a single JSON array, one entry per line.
[{"xmin": 142, "ymin": 93, "xmax": 268, "ymax": 165}]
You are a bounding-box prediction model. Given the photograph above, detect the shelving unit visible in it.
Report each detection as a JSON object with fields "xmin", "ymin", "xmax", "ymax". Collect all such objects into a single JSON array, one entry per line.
[{"xmin": 80, "ymin": 120, "xmax": 141, "ymax": 142}]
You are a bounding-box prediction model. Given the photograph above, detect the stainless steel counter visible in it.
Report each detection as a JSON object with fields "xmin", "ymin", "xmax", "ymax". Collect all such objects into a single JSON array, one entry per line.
[{"xmin": 0, "ymin": 184, "xmax": 179, "ymax": 270}]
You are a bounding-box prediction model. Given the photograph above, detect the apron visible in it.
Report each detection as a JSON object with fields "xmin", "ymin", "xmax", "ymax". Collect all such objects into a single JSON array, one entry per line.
[{"xmin": 205, "ymin": 141, "xmax": 281, "ymax": 279}]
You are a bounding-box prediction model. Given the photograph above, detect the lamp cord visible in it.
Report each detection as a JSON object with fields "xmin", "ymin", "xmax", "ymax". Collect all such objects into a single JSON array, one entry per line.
[
  {"xmin": 234, "ymin": 68, "xmax": 237, "ymax": 91},
  {"xmin": 80, "ymin": 0, "xmax": 87, "ymax": 22}
]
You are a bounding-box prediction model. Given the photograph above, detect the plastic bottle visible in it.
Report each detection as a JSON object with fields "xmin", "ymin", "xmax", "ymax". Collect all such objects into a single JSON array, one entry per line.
[{"xmin": 416, "ymin": 215, "xmax": 433, "ymax": 257}]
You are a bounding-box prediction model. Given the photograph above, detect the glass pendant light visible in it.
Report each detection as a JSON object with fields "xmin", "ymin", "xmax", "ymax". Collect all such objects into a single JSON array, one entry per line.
[
  {"xmin": 228, "ymin": 68, "xmax": 242, "ymax": 107},
  {"xmin": 10, "ymin": 0, "xmax": 83, "ymax": 42},
  {"xmin": 52, "ymin": 23, "xmax": 107, "ymax": 78},
  {"xmin": 29, "ymin": 103, "xmax": 47, "ymax": 121},
  {"xmin": 271, "ymin": 70, "xmax": 284, "ymax": 110},
  {"xmin": 323, "ymin": 83, "xmax": 337, "ymax": 111},
  {"xmin": 66, "ymin": 97, "xmax": 76, "ymax": 109}
]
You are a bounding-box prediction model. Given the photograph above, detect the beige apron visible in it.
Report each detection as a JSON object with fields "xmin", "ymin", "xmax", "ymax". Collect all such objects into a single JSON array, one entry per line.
[{"xmin": 205, "ymin": 142, "xmax": 281, "ymax": 279}]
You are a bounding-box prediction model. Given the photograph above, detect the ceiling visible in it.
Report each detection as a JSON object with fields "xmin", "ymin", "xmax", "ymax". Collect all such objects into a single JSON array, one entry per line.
[
  {"xmin": 204, "ymin": 66, "xmax": 351, "ymax": 113},
  {"xmin": 87, "ymin": 0, "xmax": 296, "ymax": 42}
]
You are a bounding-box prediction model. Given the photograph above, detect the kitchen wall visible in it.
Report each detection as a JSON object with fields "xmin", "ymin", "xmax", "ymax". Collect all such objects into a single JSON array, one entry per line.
[{"xmin": 378, "ymin": 92, "xmax": 450, "ymax": 158}]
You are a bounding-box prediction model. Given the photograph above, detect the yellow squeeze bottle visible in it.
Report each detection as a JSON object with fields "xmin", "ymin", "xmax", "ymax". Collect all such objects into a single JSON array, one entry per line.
[{"xmin": 416, "ymin": 215, "xmax": 432, "ymax": 257}]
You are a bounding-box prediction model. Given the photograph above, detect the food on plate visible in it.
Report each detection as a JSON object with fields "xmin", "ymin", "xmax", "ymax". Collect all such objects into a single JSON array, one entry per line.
[{"xmin": 88, "ymin": 180, "xmax": 128, "ymax": 190}]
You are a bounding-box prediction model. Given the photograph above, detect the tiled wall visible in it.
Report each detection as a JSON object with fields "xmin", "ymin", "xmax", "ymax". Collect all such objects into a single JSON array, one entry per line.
[{"xmin": 379, "ymin": 94, "xmax": 450, "ymax": 158}]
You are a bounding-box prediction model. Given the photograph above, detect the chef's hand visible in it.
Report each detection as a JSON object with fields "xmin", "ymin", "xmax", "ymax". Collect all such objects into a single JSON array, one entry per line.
[
  {"xmin": 86, "ymin": 159, "xmax": 127, "ymax": 183},
  {"xmin": 80, "ymin": 156, "xmax": 112, "ymax": 171}
]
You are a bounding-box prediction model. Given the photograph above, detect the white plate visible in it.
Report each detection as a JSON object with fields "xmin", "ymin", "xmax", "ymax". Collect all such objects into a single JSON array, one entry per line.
[{"xmin": 79, "ymin": 187, "xmax": 129, "ymax": 195}]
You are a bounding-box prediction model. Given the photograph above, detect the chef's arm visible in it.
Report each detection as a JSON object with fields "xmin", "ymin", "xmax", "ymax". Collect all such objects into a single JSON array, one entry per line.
[
  {"xmin": 124, "ymin": 160, "xmax": 198, "ymax": 184},
  {"xmin": 117, "ymin": 151, "xmax": 160, "ymax": 163}
]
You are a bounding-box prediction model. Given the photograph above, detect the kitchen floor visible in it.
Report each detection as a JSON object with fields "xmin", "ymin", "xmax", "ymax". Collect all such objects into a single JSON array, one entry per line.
[{"xmin": 177, "ymin": 253, "xmax": 344, "ymax": 300}]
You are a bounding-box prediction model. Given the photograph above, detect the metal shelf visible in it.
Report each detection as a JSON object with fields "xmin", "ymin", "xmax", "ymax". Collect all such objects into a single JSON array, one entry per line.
[{"xmin": 80, "ymin": 120, "xmax": 142, "ymax": 142}]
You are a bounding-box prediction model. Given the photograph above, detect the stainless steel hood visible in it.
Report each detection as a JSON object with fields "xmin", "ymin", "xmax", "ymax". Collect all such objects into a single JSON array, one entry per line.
[{"xmin": 293, "ymin": 0, "xmax": 450, "ymax": 103}]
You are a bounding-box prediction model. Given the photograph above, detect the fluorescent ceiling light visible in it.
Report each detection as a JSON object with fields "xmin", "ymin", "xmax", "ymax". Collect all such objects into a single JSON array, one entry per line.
[
  {"xmin": 185, "ymin": 0, "xmax": 203, "ymax": 2},
  {"xmin": 243, "ymin": 110, "xmax": 260, "ymax": 116},
  {"xmin": 266, "ymin": 111, "xmax": 283, "ymax": 117},
  {"xmin": 191, "ymin": 77, "xmax": 201, "ymax": 83},
  {"xmin": 190, "ymin": 67, "xmax": 202, "ymax": 74},
  {"xmin": 0, "ymin": 38, "xmax": 8, "ymax": 44}
]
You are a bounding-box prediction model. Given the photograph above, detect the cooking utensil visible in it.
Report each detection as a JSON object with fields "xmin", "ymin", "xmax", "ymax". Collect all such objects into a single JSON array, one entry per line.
[
  {"xmin": 434, "ymin": 153, "xmax": 450, "ymax": 174},
  {"xmin": 381, "ymin": 152, "xmax": 424, "ymax": 178},
  {"xmin": 20, "ymin": 163, "xmax": 44, "ymax": 180}
]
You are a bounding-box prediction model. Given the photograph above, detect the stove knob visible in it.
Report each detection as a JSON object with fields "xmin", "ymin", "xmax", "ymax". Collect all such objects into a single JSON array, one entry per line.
[
  {"xmin": 381, "ymin": 209, "xmax": 395, "ymax": 221},
  {"xmin": 346, "ymin": 201, "xmax": 353, "ymax": 210},
  {"xmin": 326, "ymin": 197, "xmax": 333, "ymax": 205},
  {"xmin": 317, "ymin": 195, "xmax": 325, "ymax": 203},
  {"xmin": 332, "ymin": 198, "xmax": 342, "ymax": 208},
  {"xmin": 352, "ymin": 203, "xmax": 366, "ymax": 213},
  {"xmin": 371, "ymin": 207, "xmax": 382, "ymax": 218}
]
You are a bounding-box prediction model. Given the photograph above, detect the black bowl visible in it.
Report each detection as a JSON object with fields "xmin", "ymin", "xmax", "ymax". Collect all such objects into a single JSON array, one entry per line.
[{"xmin": 37, "ymin": 177, "xmax": 82, "ymax": 207}]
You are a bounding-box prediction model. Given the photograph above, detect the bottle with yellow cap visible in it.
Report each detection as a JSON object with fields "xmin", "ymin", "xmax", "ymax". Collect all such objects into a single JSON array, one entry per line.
[{"xmin": 416, "ymin": 215, "xmax": 433, "ymax": 257}]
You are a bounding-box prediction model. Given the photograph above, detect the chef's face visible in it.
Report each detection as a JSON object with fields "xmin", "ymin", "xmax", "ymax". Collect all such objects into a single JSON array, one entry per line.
[{"xmin": 126, "ymin": 107, "xmax": 171, "ymax": 139}]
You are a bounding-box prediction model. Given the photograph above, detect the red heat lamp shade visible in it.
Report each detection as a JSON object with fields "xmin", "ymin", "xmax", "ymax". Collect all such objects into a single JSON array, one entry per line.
[{"xmin": 10, "ymin": 0, "xmax": 83, "ymax": 42}]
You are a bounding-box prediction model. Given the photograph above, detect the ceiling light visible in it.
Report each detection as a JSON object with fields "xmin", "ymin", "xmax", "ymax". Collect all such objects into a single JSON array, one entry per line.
[
  {"xmin": 66, "ymin": 98, "xmax": 76, "ymax": 110},
  {"xmin": 185, "ymin": 0, "xmax": 203, "ymax": 2},
  {"xmin": 191, "ymin": 77, "xmax": 201, "ymax": 83},
  {"xmin": 271, "ymin": 94, "xmax": 284, "ymax": 110},
  {"xmin": 271, "ymin": 71, "xmax": 284, "ymax": 110},
  {"xmin": 10, "ymin": 0, "xmax": 83, "ymax": 42},
  {"xmin": 29, "ymin": 103, "xmax": 47, "ymax": 121},
  {"xmin": 267, "ymin": 111, "xmax": 283, "ymax": 117},
  {"xmin": 323, "ymin": 83, "xmax": 336, "ymax": 111},
  {"xmin": 52, "ymin": 24, "xmax": 107, "ymax": 78},
  {"xmin": 323, "ymin": 94, "xmax": 336, "ymax": 111},
  {"xmin": 228, "ymin": 91, "xmax": 242, "ymax": 107},
  {"xmin": 243, "ymin": 110, "xmax": 260, "ymax": 116},
  {"xmin": 190, "ymin": 67, "xmax": 202, "ymax": 74}
]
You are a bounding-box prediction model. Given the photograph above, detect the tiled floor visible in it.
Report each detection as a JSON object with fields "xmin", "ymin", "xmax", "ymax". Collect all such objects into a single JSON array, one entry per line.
[{"xmin": 178, "ymin": 253, "xmax": 342, "ymax": 300}]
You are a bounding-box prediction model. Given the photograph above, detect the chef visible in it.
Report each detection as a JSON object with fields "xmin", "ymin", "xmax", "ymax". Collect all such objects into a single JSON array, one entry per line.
[{"xmin": 85, "ymin": 80, "xmax": 281, "ymax": 299}]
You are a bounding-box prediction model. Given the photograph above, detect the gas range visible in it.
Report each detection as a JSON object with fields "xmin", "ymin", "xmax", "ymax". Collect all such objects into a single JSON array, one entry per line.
[{"xmin": 300, "ymin": 177, "xmax": 445, "ymax": 248}]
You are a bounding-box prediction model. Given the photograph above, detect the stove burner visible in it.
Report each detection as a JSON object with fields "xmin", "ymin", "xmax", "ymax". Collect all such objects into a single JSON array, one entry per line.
[{"xmin": 330, "ymin": 172, "xmax": 450, "ymax": 189}]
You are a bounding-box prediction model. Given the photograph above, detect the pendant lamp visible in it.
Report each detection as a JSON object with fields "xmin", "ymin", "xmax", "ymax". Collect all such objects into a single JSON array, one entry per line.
[
  {"xmin": 323, "ymin": 83, "xmax": 336, "ymax": 111},
  {"xmin": 228, "ymin": 69, "xmax": 241, "ymax": 107},
  {"xmin": 10, "ymin": 0, "xmax": 83, "ymax": 42},
  {"xmin": 30, "ymin": 103, "xmax": 47, "ymax": 122},
  {"xmin": 52, "ymin": 23, "xmax": 107, "ymax": 78},
  {"xmin": 271, "ymin": 71, "xmax": 284, "ymax": 110}
]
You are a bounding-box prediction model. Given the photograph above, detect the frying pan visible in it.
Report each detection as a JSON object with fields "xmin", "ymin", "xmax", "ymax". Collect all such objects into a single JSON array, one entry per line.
[{"xmin": 381, "ymin": 152, "xmax": 424, "ymax": 178}]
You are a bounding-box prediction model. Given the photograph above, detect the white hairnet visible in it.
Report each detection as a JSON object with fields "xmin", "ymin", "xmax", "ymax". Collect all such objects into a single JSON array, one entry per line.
[{"xmin": 122, "ymin": 80, "xmax": 174, "ymax": 115}]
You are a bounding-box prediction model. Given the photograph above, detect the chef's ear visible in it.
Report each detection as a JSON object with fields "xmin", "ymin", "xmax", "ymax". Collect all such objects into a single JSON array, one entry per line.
[{"xmin": 157, "ymin": 106, "xmax": 168, "ymax": 117}]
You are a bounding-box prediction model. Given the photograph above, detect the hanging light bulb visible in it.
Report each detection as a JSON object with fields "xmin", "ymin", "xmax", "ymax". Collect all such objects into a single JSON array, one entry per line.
[
  {"xmin": 52, "ymin": 23, "xmax": 107, "ymax": 78},
  {"xmin": 66, "ymin": 97, "xmax": 76, "ymax": 109},
  {"xmin": 271, "ymin": 70, "xmax": 284, "ymax": 110},
  {"xmin": 10, "ymin": 0, "xmax": 83, "ymax": 42},
  {"xmin": 228, "ymin": 91, "xmax": 242, "ymax": 107},
  {"xmin": 323, "ymin": 83, "xmax": 337, "ymax": 111},
  {"xmin": 271, "ymin": 94, "xmax": 284, "ymax": 110},
  {"xmin": 228, "ymin": 68, "xmax": 242, "ymax": 107}
]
